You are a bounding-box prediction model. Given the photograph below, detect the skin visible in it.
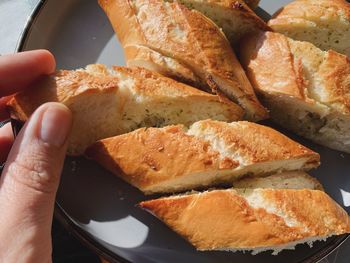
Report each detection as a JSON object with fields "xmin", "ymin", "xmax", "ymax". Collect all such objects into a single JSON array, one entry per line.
[{"xmin": 0, "ymin": 50, "xmax": 73, "ymax": 263}]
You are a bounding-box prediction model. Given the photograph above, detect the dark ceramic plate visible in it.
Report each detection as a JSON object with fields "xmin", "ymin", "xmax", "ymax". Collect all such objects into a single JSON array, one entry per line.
[{"xmin": 15, "ymin": 0, "xmax": 350, "ymax": 262}]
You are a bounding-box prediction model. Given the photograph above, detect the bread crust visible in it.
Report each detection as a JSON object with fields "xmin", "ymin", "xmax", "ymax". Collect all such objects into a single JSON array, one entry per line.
[
  {"xmin": 226, "ymin": 0, "xmax": 267, "ymax": 30},
  {"xmin": 268, "ymin": 0, "xmax": 350, "ymax": 57},
  {"xmin": 240, "ymin": 31, "xmax": 350, "ymax": 116},
  {"xmin": 7, "ymin": 68, "xmax": 119, "ymax": 121},
  {"xmin": 8, "ymin": 65, "xmax": 242, "ymax": 120},
  {"xmin": 317, "ymin": 50, "xmax": 350, "ymax": 114},
  {"xmin": 98, "ymin": 0, "xmax": 268, "ymax": 121},
  {"xmin": 269, "ymin": 0, "xmax": 350, "ymax": 26},
  {"xmin": 86, "ymin": 120, "xmax": 319, "ymax": 193},
  {"xmin": 124, "ymin": 44, "xmax": 202, "ymax": 87},
  {"xmin": 140, "ymin": 189, "xmax": 350, "ymax": 251},
  {"xmin": 233, "ymin": 171, "xmax": 324, "ymax": 191},
  {"xmin": 8, "ymin": 65, "xmax": 243, "ymax": 155},
  {"xmin": 86, "ymin": 124, "xmax": 232, "ymax": 190},
  {"xmin": 175, "ymin": 0, "xmax": 269, "ymax": 44}
]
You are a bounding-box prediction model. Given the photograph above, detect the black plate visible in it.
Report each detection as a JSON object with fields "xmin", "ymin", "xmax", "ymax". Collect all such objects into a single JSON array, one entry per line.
[{"xmin": 14, "ymin": 0, "xmax": 350, "ymax": 262}]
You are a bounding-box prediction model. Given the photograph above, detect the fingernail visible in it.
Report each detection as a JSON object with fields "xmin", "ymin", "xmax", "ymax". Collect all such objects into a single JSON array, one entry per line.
[{"xmin": 40, "ymin": 103, "xmax": 72, "ymax": 147}]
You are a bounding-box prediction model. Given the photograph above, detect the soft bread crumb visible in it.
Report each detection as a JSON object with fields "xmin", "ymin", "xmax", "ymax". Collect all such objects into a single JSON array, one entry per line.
[
  {"xmin": 169, "ymin": 0, "xmax": 269, "ymax": 45},
  {"xmin": 264, "ymin": 95, "xmax": 350, "ymax": 153},
  {"xmin": 240, "ymin": 31, "xmax": 350, "ymax": 153},
  {"xmin": 269, "ymin": 0, "xmax": 350, "ymax": 57},
  {"xmin": 212, "ymin": 236, "xmax": 330, "ymax": 255},
  {"xmin": 99, "ymin": 0, "xmax": 269, "ymax": 121},
  {"xmin": 233, "ymin": 171, "xmax": 324, "ymax": 190},
  {"xmin": 8, "ymin": 65, "xmax": 243, "ymax": 155}
]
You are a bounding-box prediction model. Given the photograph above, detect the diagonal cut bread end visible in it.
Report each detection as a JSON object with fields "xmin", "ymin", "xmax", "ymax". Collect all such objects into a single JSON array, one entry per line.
[
  {"xmin": 169, "ymin": 0, "xmax": 269, "ymax": 46},
  {"xmin": 268, "ymin": 0, "xmax": 350, "ymax": 58},
  {"xmin": 7, "ymin": 65, "xmax": 243, "ymax": 155},
  {"xmin": 124, "ymin": 44, "xmax": 203, "ymax": 88},
  {"xmin": 98, "ymin": 0, "xmax": 269, "ymax": 121},
  {"xmin": 240, "ymin": 31, "xmax": 350, "ymax": 153},
  {"xmin": 85, "ymin": 120, "xmax": 320, "ymax": 194},
  {"xmin": 140, "ymin": 187, "xmax": 350, "ymax": 254}
]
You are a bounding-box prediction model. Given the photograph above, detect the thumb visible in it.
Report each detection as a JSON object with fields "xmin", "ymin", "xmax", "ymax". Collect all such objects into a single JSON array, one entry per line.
[{"xmin": 0, "ymin": 103, "xmax": 72, "ymax": 261}]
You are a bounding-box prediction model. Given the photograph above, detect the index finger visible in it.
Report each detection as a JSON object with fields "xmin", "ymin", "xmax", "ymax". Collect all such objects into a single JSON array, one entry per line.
[{"xmin": 0, "ymin": 50, "xmax": 56, "ymax": 97}]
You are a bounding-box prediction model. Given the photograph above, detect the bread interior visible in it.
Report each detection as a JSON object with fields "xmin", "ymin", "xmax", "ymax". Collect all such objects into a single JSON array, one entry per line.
[
  {"xmin": 167, "ymin": 0, "xmax": 263, "ymax": 45},
  {"xmin": 272, "ymin": 20, "xmax": 350, "ymax": 57},
  {"xmin": 263, "ymin": 95, "xmax": 350, "ymax": 153},
  {"xmin": 123, "ymin": 0, "xmax": 266, "ymax": 121},
  {"xmin": 144, "ymin": 158, "xmax": 315, "ymax": 194},
  {"xmin": 213, "ymin": 236, "xmax": 330, "ymax": 255},
  {"xmin": 125, "ymin": 44, "xmax": 201, "ymax": 87},
  {"xmin": 233, "ymin": 171, "xmax": 323, "ymax": 190},
  {"xmin": 65, "ymin": 66, "xmax": 239, "ymax": 155},
  {"xmin": 126, "ymin": 42, "xmax": 251, "ymax": 114},
  {"xmin": 254, "ymin": 37, "xmax": 350, "ymax": 153}
]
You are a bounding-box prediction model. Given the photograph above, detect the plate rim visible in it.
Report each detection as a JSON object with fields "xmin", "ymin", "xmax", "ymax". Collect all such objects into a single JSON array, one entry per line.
[{"xmin": 16, "ymin": 1, "xmax": 350, "ymax": 262}]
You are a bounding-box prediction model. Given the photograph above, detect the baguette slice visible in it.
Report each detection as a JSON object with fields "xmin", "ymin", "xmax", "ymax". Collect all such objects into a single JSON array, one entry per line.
[
  {"xmin": 7, "ymin": 65, "xmax": 243, "ymax": 155},
  {"xmin": 168, "ymin": 0, "xmax": 270, "ymax": 46},
  {"xmin": 99, "ymin": 0, "xmax": 268, "ymax": 121},
  {"xmin": 233, "ymin": 171, "xmax": 324, "ymax": 191},
  {"xmin": 240, "ymin": 31, "xmax": 350, "ymax": 153},
  {"xmin": 268, "ymin": 0, "xmax": 350, "ymax": 57},
  {"xmin": 140, "ymin": 188, "xmax": 350, "ymax": 254},
  {"xmin": 85, "ymin": 120, "xmax": 320, "ymax": 194},
  {"xmin": 124, "ymin": 45, "xmax": 201, "ymax": 88}
]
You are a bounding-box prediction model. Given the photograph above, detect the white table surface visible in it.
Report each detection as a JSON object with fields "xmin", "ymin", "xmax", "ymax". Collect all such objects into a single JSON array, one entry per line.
[{"xmin": 0, "ymin": 1, "xmax": 349, "ymax": 262}]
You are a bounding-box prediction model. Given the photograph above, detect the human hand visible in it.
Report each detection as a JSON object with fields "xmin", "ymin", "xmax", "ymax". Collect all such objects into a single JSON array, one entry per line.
[{"xmin": 0, "ymin": 50, "xmax": 72, "ymax": 263}]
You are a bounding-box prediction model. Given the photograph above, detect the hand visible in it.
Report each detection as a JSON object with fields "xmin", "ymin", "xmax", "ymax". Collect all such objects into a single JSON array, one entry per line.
[{"xmin": 0, "ymin": 50, "xmax": 72, "ymax": 263}]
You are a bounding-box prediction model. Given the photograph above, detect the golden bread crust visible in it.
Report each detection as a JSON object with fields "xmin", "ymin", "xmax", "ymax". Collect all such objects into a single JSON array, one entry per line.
[
  {"xmin": 7, "ymin": 68, "xmax": 119, "ymax": 121},
  {"xmin": 269, "ymin": 0, "xmax": 350, "ymax": 25},
  {"xmin": 176, "ymin": 0, "xmax": 269, "ymax": 44},
  {"xmin": 215, "ymin": 0, "xmax": 267, "ymax": 30},
  {"xmin": 317, "ymin": 50, "xmax": 350, "ymax": 114},
  {"xmin": 8, "ymin": 65, "xmax": 243, "ymax": 122},
  {"xmin": 85, "ymin": 125, "xmax": 238, "ymax": 190},
  {"xmin": 86, "ymin": 120, "xmax": 319, "ymax": 193},
  {"xmin": 193, "ymin": 120, "xmax": 319, "ymax": 165},
  {"xmin": 140, "ymin": 189, "xmax": 350, "ymax": 250},
  {"xmin": 233, "ymin": 171, "xmax": 324, "ymax": 191},
  {"xmin": 98, "ymin": 0, "xmax": 268, "ymax": 121},
  {"xmin": 8, "ymin": 65, "xmax": 243, "ymax": 155},
  {"xmin": 240, "ymin": 31, "xmax": 350, "ymax": 115},
  {"xmin": 268, "ymin": 0, "xmax": 350, "ymax": 58},
  {"xmin": 240, "ymin": 32, "xmax": 310, "ymax": 101},
  {"xmin": 124, "ymin": 44, "xmax": 201, "ymax": 85}
]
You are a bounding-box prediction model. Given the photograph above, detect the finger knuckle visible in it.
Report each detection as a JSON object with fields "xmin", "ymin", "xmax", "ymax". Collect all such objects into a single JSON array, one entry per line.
[{"xmin": 6, "ymin": 153, "xmax": 58, "ymax": 194}]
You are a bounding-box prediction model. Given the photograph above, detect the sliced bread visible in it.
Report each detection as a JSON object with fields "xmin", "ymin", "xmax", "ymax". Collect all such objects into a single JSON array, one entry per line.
[
  {"xmin": 240, "ymin": 31, "xmax": 350, "ymax": 153},
  {"xmin": 7, "ymin": 65, "xmax": 243, "ymax": 155},
  {"xmin": 167, "ymin": 0, "xmax": 270, "ymax": 46},
  {"xmin": 85, "ymin": 120, "xmax": 320, "ymax": 194},
  {"xmin": 268, "ymin": 0, "xmax": 350, "ymax": 57},
  {"xmin": 99, "ymin": 0, "xmax": 268, "ymax": 121},
  {"xmin": 140, "ymin": 188, "xmax": 350, "ymax": 254}
]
